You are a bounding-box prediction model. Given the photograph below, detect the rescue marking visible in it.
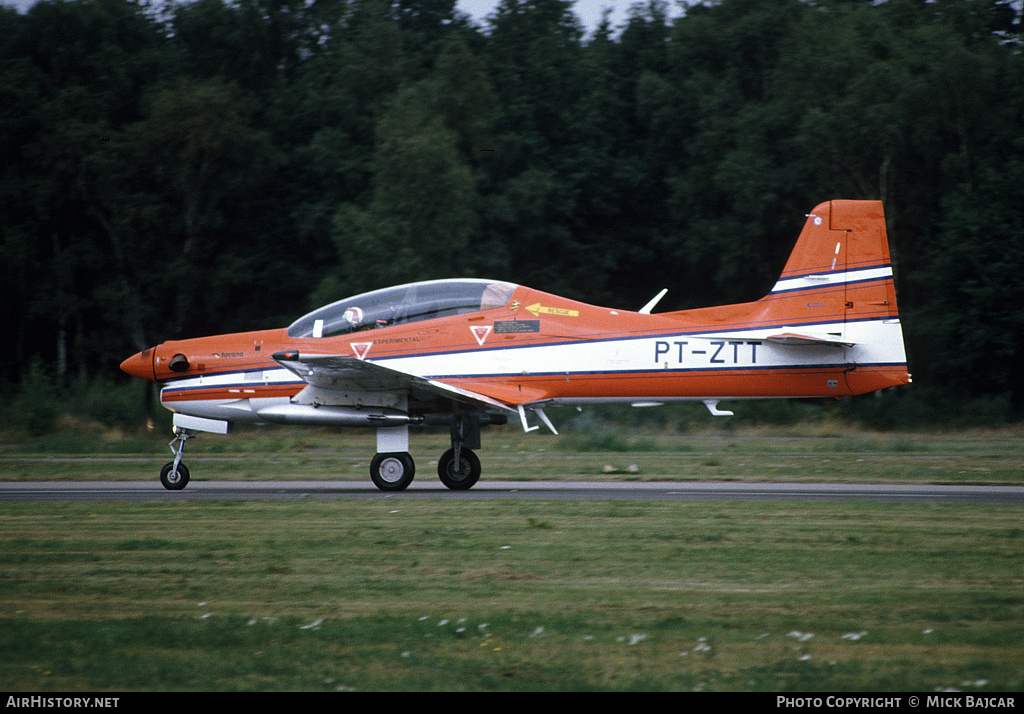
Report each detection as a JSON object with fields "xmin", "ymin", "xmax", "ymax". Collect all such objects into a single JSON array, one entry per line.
[{"xmin": 526, "ymin": 303, "xmax": 579, "ymax": 317}]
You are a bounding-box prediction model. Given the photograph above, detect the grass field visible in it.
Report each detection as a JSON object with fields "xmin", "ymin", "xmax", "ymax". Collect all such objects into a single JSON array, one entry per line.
[
  {"xmin": 4, "ymin": 420, "xmax": 1024, "ymax": 484},
  {"xmin": 1, "ymin": 423, "xmax": 1022, "ymax": 691}
]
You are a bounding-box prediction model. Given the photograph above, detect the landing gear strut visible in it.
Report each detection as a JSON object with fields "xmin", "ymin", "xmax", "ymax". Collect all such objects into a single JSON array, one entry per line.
[
  {"xmin": 367, "ymin": 414, "xmax": 486, "ymax": 491},
  {"xmin": 161, "ymin": 428, "xmax": 194, "ymax": 490},
  {"xmin": 438, "ymin": 413, "xmax": 481, "ymax": 490}
]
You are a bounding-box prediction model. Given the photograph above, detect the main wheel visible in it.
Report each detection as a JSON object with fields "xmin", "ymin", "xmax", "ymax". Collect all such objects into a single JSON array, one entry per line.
[
  {"xmin": 437, "ymin": 448, "xmax": 481, "ymax": 490},
  {"xmin": 160, "ymin": 461, "xmax": 190, "ymax": 490},
  {"xmin": 370, "ymin": 452, "xmax": 415, "ymax": 491}
]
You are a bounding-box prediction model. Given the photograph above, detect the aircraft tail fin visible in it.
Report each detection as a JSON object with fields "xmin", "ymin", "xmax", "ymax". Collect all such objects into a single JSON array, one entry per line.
[
  {"xmin": 765, "ymin": 200, "xmax": 899, "ymax": 325},
  {"xmin": 756, "ymin": 199, "xmax": 910, "ymax": 394}
]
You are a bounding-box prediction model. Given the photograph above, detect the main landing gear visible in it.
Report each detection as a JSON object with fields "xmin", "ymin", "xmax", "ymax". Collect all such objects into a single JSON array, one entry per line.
[
  {"xmin": 436, "ymin": 413, "xmax": 482, "ymax": 490},
  {"xmin": 369, "ymin": 413, "xmax": 484, "ymax": 492},
  {"xmin": 369, "ymin": 451, "xmax": 416, "ymax": 491}
]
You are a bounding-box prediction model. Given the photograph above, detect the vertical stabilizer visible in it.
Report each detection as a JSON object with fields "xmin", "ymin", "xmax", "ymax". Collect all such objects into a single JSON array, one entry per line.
[
  {"xmin": 760, "ymin": 200, "xmax": 909, "ymax": 394},
  {"xmin": 767, "ymin": 200, "xmax": 899, "ymax": 330}
]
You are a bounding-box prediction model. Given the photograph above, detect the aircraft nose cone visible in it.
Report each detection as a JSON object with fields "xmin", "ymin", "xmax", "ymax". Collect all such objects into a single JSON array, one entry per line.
[{"xmin": 120, "ymin": 349, "xmax": 155, "ymax": 382}]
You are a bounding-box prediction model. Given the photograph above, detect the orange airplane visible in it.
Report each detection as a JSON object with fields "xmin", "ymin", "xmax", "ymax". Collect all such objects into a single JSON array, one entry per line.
[{"xmin": 121, "ymin": 200, "xmax": 911, "ymax": 491}]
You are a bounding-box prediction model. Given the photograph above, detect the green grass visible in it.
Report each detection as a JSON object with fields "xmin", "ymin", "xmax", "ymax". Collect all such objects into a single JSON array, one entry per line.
[
  {"xmin": 4, "ymin": 422, "xmax": 1023, "ymax": 484},
  {"xmin": 1, "ymin": 497, "xmax": 1022, "ymax": 691},
  {"xmin": 2, "ymin": 423, "xmax": 1022, "ymax": 690}
]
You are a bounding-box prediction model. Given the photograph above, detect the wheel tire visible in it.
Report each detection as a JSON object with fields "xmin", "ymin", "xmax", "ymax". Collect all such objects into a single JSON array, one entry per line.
[
  {"xmin": 437, "ymin": 448, "xmax": 481, "ymax": 490},
  {"xmin": 370, "ymin": 452, "xmax": 415, "ymax": 491},
  {"xmin": 160, "ymin": 461, "xmax": 190, "ymax": 490}
]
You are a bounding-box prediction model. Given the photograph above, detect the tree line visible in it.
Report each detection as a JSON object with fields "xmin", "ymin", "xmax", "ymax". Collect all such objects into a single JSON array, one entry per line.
[{"xmin": 2, "ymin": 0, "xmax": 1022, "ymax": 426}]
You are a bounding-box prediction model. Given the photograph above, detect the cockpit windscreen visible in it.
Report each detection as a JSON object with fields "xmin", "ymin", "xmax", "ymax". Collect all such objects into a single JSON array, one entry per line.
[{"xmin": 287, "ymin": 279, "xmax": 518, "ymax": 338}]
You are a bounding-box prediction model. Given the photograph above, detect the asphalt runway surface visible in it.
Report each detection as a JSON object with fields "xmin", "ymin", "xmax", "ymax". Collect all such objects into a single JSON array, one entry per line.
[{"xmin": 3, "ymin": 480, "xmax": 1023, "ymax": 504}]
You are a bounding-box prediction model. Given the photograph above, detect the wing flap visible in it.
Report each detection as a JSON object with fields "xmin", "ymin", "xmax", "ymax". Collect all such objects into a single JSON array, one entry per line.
[{"xmin": 445, "ymin": 380, "xmax": 552, "ymax": 406}]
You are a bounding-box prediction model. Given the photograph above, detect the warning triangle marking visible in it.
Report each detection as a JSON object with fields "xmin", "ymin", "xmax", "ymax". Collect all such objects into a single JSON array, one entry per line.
[{"xmin": 470, "ymin": 326, "xmax": 492, "ymax": 346}]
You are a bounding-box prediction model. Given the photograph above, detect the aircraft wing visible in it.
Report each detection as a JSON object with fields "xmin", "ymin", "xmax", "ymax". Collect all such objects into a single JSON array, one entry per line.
[{"xmin": 271, "ymin": 351, "xmax": 517, "ymax": 413}]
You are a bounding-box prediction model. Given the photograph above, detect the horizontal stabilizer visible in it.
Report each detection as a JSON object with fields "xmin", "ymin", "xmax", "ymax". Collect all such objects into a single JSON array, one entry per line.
[
  {"xmin": 766, "ymin": 332, "xmax": 855, "ymax": 348},
  {"xmin": 697, "ymin": 331, "xmax": 855, "ymax": 348}
]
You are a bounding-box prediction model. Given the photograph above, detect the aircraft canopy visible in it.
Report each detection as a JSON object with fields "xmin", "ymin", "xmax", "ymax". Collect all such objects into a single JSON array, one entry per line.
[{"xmin": 288, "ymin": 279, "xmax": 518, "ymax": 338}]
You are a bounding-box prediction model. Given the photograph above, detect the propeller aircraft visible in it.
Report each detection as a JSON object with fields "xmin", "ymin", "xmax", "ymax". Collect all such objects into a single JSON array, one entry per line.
[{"xmin": 120, "ymin": 200, "xmax": 911, "ymax": 491}]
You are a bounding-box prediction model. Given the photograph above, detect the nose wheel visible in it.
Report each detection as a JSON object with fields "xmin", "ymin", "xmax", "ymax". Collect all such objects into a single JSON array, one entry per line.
[
  {"xmin": 160, "ymin": 428, "xmax": 194, "ymax": 490},
  {"xmin": 160, "ymin": 460, "xmax": 190, "ymax": 490}
]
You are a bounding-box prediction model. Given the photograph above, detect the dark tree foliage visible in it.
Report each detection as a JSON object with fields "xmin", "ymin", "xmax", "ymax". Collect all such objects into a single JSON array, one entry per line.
[{"xmin": 2, "ymin": 0, "xmax": 1022, "ymax": 421}]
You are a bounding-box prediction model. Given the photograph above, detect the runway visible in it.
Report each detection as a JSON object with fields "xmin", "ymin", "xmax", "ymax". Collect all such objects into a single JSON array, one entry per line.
[{"xmin": 2, "ymin": 480, "xmax": 1023, "ymax": 504}]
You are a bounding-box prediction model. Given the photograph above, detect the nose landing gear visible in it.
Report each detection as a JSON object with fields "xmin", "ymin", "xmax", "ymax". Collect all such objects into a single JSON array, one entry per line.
[{"xmin": 160, "ymin": 428, "xmax": 194, "ymax": 490}]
